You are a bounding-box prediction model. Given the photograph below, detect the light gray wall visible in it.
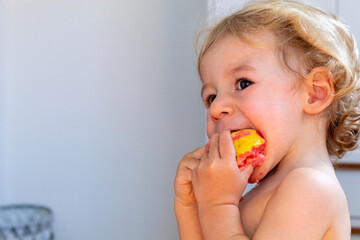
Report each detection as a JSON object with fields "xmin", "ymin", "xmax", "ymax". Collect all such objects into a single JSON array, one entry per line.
[
  {"xmin": 0, "ymin": 0, "xmax": 8, "ymax": 203},
  {"xmin": 0, "ymin": 0, "xmax": 206, "ymax": 239},
  {"xmin": 206, "ymin": 0, "xmax": 339, "ymax": 21}
]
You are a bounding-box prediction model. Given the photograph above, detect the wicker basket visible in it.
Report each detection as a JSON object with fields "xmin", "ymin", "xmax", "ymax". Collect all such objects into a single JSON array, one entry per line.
[{"xmin": 0, "ymin": 205, "xmax": 54, "ymax": 240}]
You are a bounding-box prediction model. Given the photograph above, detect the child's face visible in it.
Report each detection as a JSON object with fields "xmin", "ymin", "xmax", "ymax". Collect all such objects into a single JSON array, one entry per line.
[{"xmin": 200, "ymin": 32, "xmax": 305, "ymax": 182}]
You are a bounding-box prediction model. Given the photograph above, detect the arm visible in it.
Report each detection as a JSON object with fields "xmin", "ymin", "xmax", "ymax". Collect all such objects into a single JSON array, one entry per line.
[
  {"xmin": 192, "ymin": 131, "xmax": 252, "ymax": 239},
  {"xmin": 198, "ymin": 204, "xmax": 248, "ymax": 240},
  {"xmin": 192, "ymin": 131, "xmax": 336, "ymax": 239},
  {"xmin": 175, "ymin": 201, "xmax": 203, "ymax": 239},
  {"xmin": 174, "ymin": 147, "xmax": 206, "ymax": 240}
]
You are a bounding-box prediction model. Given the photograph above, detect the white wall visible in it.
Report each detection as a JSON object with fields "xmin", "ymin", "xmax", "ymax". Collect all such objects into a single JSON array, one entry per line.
[{"xmin": 0, "ymin": 0, "xmax": 206, "ymax": 239}]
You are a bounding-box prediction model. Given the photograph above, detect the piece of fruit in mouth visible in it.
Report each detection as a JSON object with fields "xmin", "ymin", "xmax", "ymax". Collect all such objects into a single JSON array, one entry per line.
[{"xmin": 231, "ymin": 129, "xmax": 266, "ymax": 169}]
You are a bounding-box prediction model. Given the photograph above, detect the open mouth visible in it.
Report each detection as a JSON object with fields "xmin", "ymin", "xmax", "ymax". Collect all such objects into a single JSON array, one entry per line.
[{"xmin": 231, "ymin": 129, "xmax": 266, "ymax": 169}]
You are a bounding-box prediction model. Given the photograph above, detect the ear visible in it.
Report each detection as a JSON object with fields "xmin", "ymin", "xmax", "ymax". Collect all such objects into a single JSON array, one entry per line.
[{"xmin": 303, "ymin": 67, "xmax": 335, "ymax": 115}]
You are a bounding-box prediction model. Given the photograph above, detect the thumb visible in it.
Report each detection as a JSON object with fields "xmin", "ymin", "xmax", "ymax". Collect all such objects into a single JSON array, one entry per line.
[{"xmin": 239, "ymin": 164, "xmax": 254, "ymax": 181}]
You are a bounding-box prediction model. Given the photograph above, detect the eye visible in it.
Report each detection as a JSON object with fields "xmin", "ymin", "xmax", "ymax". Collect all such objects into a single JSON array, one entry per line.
[
  {"xmin": 205, "ymin": 95, "xmax": 216, "ymax": 107},
  {"xmin": 236, "ymin": 78, "xmax": 253, "ymax": 90},
  {"xmin": 202, "ymin": 94, "xmax": 216, "ymax": 108}
]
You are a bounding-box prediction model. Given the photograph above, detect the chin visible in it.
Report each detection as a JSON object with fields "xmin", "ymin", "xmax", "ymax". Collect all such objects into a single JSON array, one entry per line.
[
  {"xmin": 248, "ymin": 159, "xmax": 272, "ymax": 183},
  {"xmin": 248, "ymin": 168, "xmax": 264, "ymax": 183}
]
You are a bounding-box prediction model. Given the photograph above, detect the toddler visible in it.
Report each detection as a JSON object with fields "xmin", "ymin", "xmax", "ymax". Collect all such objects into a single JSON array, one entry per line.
[{"xmin": 174, "ymin": 0, "xmax": 360, "ymax": 239}]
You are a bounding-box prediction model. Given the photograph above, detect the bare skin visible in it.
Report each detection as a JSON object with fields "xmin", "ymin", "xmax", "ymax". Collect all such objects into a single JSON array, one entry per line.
[{"xmin": 174, "ymin": 33, "xmax": 351, "ymax": 240}]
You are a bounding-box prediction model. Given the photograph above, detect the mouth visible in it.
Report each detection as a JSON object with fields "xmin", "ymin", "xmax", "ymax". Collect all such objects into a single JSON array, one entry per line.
[
  {"xmin": 230, "ymin": 128, "xmax": 253, "ymax": 141},
  {"xmin": 229, "ymin": 127, "xmax": 254, "ymax": 133},
  {"xmin": 231, "ymin": 129, "xmax": 266, "ymax": 169}
]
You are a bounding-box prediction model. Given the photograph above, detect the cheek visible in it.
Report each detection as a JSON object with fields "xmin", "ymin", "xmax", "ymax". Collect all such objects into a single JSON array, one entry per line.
[
  {"xmin": 254, "ymin": 102, "xmax": 298, "ymax": 133},
  {"xmin": 205, "ymin": 111, "xmax": 215, "ymax": 138},
  {"xmin": 245, "ymin": 94, "xmax": 301, "ymax": 144},
  {"xmin": 257, "ymin": 103, "xmax": 300, "ymax": 160},
  {"xmin": 251, "ymin": 90, "xmax": 300, "ymax": 121}
]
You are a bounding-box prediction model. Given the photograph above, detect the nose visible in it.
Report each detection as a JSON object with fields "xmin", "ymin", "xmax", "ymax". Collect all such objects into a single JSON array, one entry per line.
[{"xmin": 209, "ymin": 94, "xmax": 234, "ymax": 121}]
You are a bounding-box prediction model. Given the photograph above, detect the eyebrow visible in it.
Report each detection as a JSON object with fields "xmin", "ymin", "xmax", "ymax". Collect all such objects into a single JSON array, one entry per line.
[
  {"xmin": 200, "ymin": 64, "xmax": 256, "ymax": 97},
  {"xmin": 230, "ymin": 64, "xmax": 256, "ymax": 74},
  {"xmin": 201, "ymin": 84, "xmax": 209, "ymax": 98}
]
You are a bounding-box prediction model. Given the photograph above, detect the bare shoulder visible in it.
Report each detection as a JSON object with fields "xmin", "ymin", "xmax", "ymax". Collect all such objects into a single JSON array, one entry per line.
[
  {"xmin": 277, "ymin": 167, "xmax": 343, "ymax": 202},
  {"xmin": 253, "ymin": 167, "xmax": 351, "ymax": 240}
]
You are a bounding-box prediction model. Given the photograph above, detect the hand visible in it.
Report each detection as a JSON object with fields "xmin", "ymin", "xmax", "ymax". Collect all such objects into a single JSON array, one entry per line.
[
  {"xmin": 174, "ymin": 145, "xmax": 206, "ymax": 207},
  {"xmin": 192, "ymin": 130, "xmax": 254, "ymax": 207}
]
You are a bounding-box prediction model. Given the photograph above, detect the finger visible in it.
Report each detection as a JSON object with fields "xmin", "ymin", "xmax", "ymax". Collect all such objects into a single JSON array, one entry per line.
[
  {"xmin": 208, "ymin": 133, "xmax": 220, "ymax": 159},
  {"xmin": 183, "ymin": 157, "xmax": 201, "ymax": 171},
  {"xmin": 178, "ymin": 154, "xmax": 201, "ymax": 173},
  {"xmin": 189, "ymin": 145, "xmax": 207, "ymax": 159},
  {"xmin": 219, "ymin": 130, "xmax": 235, "ymax": 160},
  {"xmin": 176, "ymin": 158, "xmax": 201, "ymax": 182},
  {"xmin": 205, "ymin": 139, "xmax": 210, "ymax": 153},
  {"xmin": 239, "ymin": 164, "xmax": 254, "ymax": 180}
]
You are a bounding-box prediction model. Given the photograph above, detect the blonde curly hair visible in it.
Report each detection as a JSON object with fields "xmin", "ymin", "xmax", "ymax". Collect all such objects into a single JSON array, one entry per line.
[{"xmin": 197, "ymin": 0, "xmax": 360, "ymax": 160}]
